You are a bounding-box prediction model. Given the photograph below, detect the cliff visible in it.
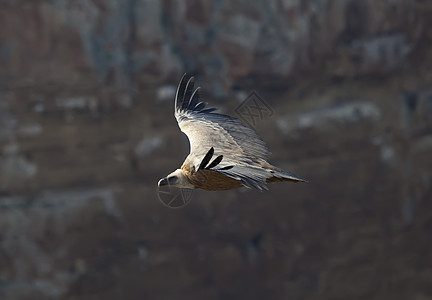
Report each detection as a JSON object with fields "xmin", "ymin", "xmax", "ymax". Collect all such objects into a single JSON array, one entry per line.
[{"xmin": 0, "ymin": 0, "xmax": 431, "ymax": 299}]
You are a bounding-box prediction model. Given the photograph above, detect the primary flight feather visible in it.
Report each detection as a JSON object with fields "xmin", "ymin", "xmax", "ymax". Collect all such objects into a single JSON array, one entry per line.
[{"xmin": 158, "ymin": 74, "xmax": 307, "ymax": 191}]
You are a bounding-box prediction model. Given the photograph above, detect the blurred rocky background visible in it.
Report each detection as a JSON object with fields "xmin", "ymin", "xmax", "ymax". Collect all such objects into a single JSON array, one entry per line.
[{"xmin": 1, "ymin": 0, "xmax": 432, "ymax": 299}]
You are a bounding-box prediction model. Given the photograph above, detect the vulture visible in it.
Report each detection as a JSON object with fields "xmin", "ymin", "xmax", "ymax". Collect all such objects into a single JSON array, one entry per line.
[{"xmin": 158, "ymin": 74, "xmax": 307, "ymax": 191}]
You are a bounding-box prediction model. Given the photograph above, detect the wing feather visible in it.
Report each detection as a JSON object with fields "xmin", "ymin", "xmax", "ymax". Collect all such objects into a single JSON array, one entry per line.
[
  {"xmin": 182, "ymin": 77, "xmax": 195, "ymax": 110},
  {"xmin": 206, "ymin": 155, "xmax": 223, "ymax": 169},
  {"xmin": 198, "ymin": 147, "xmax": 214, "ymax": 170}
]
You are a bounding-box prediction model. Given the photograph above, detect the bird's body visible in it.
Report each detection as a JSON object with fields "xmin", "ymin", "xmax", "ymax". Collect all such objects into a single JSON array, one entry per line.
[
  {"xmin": 181, "ymin": 165, "xmax": 243, "ymax": 191},
  {"xmin": 158, "ymin": 74, "xmax": 306, "ymax": 191}
]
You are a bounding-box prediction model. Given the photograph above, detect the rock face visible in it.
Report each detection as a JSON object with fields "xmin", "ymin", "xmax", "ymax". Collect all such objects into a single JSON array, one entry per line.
[{"xmin": 1, "ymin": 0, "xmax": 432, "ymax": 299}]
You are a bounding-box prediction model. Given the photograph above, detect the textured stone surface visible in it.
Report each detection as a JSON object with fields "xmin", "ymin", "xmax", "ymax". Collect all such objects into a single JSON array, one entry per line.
[{"xmin": 1, "ymin": 0, "xmax": 432, "ymax": 299}]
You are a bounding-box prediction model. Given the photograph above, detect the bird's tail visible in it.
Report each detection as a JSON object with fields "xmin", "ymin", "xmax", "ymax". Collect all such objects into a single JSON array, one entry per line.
[{"xmin": 266, "ymin": 168, "xmax": 308, "ymax": 184}]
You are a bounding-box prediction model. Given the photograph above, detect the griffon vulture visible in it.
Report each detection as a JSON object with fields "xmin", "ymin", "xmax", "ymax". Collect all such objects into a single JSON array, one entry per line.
[{"xmin": 158, "ymin": 74, "xmax": 306, "ymax": 191}]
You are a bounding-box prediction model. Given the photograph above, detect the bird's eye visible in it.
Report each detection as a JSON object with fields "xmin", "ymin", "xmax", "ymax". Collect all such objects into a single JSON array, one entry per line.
[{"xmin": 167, "ymin": 176, "xmax": 178, "ymax": 185}]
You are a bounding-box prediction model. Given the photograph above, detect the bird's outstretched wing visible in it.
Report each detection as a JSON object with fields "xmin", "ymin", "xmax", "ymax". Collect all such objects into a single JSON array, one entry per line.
[{"xmin": 174, "ymin": 74, "xmax": 275, "ymax": 190}]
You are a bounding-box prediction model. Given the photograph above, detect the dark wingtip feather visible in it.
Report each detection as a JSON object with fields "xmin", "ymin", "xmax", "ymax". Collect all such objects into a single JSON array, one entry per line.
[
  {"xmin": 206, "ymin": 155, "xmax": 223, "ymax": 169},
  {"xmin": 199, "ymin": 108, "xmax": 218, "ymax": 114},
  {"xmin": 175, "ymin": 73, "xmax": 189, "ymax": 112},
  {"xmin": 193, "ymin": 101, "xmax": 206, "ymax": 111},
  {"xmin": 218, "ymin": 165, "xmax": 233, "ymax": 171},
  {"xmin": 199, "ymin": 147, "xmax": 214, "ymax": 170},
  {"xmin": 182, "ymin": 77, "xmax": 195, "ymax": 110},
  {"xmin": 188, "ymin": 87, "xmax": 201, "ymax": 109},
  {"xmin": 174, "ymin": 73, "xmax": 223, "ymax": 118},
  {"xmin": 174, "ymin": 74, "xmax": 219, "ymax": 115}
]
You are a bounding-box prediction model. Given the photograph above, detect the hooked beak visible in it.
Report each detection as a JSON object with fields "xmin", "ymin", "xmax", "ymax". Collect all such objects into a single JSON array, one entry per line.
[{"xmin": 158, "ymin": 177, "xmax": 168, "ymax": 187}]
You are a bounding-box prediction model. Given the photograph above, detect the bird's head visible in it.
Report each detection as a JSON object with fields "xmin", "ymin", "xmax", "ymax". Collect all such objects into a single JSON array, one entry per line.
[{"xmin": 158, "ymin": 169, "xmax": 194, "ymax": 189}]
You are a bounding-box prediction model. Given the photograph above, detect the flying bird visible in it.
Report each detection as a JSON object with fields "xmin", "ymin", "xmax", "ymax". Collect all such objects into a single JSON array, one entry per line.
[{"xmin": 158, "ymin": 74, "xmax": 306, "ymax": 191}]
